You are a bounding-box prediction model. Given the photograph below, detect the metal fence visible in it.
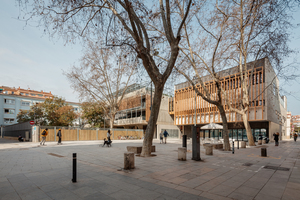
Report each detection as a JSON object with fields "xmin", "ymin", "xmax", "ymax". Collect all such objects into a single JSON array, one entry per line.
[{"xmin": 1, "ymin": 121, "xmax": 32, "ymax": 141}]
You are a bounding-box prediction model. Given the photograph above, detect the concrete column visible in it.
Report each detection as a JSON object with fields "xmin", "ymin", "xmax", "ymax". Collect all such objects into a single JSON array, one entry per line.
[
  {"xmin": 124, "ymin": 152, "xmax": 135, "ymax": 170},
  {"xmin": 31, "ymin": 126, "xmax": 40, "ymax": 143},
  {"xmin": 178, "ymin": 147, "xmax": 187, "ymax": 161}
]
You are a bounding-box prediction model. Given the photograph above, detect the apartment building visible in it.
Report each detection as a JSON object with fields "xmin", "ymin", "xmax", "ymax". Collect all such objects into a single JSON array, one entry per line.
[
  {"xmin": 114, "ymin": 84, "xmax": 180, "ymax": 138},
  {"xmin": 169, "ymin": 58, "xmax": 288, "ymax": 141},
  {"xmin": 0, "ymin": 86, "xmax": 81, "ymax": 127}
]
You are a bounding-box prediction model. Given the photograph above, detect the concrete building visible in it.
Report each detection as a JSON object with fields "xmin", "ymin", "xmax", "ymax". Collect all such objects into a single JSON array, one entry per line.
[
  {"xmin": 114, "ymin": 84, "xmax": 180, "ymax": 138},
  {"xmin": 169, "ymin": 58, "xmax": 287, "ymax": 141},
  {"xmin": 291, "ymin": 114, "xmax": 300, "ymax": 133},
  {"xmin": 0, "ymin": 86, "xmax": 81, "ymax": 127}
]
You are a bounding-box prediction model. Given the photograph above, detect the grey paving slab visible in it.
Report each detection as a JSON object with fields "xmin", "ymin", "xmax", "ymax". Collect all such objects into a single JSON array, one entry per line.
[{"xmin": 1, "ymin": 138, "xmax": 300, "ymax": 200}]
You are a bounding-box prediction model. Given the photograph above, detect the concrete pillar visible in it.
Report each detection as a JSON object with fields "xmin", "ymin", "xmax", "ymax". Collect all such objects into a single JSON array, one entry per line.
[
  {"xmin": 205, "ymin": 144, "xmax": 213, "ymax": 155},
  {"xmin": 124, "ymin": 152, "xmax": 135, "ymax": 170},
  {"xmin": 178, "ymin": 147, "xmax": 187, "ymax": 161},
  {"xmin": 31, "ymin": 126, "xmax": 40, "ymax": 143},
  {"xmin": 241, "ymin": 141, "xmax": 246, "ymax": 148}
]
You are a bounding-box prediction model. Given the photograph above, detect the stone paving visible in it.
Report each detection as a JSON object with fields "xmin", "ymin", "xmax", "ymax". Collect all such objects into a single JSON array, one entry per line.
[{"xmin": 0, "ymin": 138, "xmax": 300, "ymax": 200}]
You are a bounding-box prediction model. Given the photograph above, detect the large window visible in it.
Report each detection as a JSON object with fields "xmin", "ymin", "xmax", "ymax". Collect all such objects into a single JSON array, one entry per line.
[
  {"xmin": 21, "ymin": 101, "xmax": 30, "ymax": 106},
  {"xmin": 4, "ymin": 109, "xmax": 15, "ymax": 114},
  {"xmin": 4, "ymin": 99, "xmax": 15, "ymax": 104},
  {"xmin": 4, "ymin": 118, "xmax": 14, "ymax": 123}
]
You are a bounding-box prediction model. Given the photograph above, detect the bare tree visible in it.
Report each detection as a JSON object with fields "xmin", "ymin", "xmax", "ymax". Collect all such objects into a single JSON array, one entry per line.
[
  {"xmin": 174, "ymin": 1, "xmax": 232, "ymax": 151},
  {"xmin": 213, "ymin": 0, "xmax": 297, "ymax": 146},
  {"xmin": 65, "ymin": 42, "xmax": 135, "ymax": 130},
  {"xmin": 20, "ymin": 0, "xmax": 193, "ymax": 156}
]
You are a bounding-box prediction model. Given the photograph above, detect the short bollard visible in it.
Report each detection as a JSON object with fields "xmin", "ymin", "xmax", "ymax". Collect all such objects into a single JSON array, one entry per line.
[
  {"xmin": 178, "ymin": 147, "xmax": 187, "ymax": 161},
  {"xmin": 241, "ymin": 141, "xmax": 246, "ymax": 148},
  {"xmin": 72, "ymin": 153, "xmax": 77, "ymax": 183},
  {"xmin": 258, "ymin": 140, "xmax": 262, "ymax": 145},
  {"xmin": 182, "ymin": 135, "xmax": 187, "ymax": 148},
  {"xmin": 205, "ymin": 144, "xmax": 213, "ymax": 155},
  {"xmin": 124, "ymin": 152, "xmax": 135, "ymax": 170},
  {"xmin": 261, "ymin": 148, "xmax": 267, "ymax": 157}
]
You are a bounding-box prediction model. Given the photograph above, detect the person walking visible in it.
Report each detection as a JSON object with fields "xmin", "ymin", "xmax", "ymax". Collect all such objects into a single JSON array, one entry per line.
[
  {"xmin": 163, "ymin": 130, "xmax": 169, "ymax": 144},
  {"xmin": 107, "ymin": 130, "xmax": 111, "ymax": 141},
  {"xmin": 40, "ymin": 128, "xmax": 48, "ymax": 146},
  {"xmin": 57, "ymin": 129, "xmax": 62, "ymax": 145},
  {"xmin": 294, "ymin": 132, "xmax": 298, "ymax": 142},
  {"xmin": 159, "ymin": 130, "xmax": 163, "ymax": 144},
  {"xmin": 273, "ymin": 132, "xmax": 279, "ymax": 146}
]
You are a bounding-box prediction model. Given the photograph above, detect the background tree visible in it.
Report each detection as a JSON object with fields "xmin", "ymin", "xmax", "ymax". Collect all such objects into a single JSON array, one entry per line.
[
  {"xmin": 65, "ymin": 42, "xmax": 135, "ymax": 130},
  {"xmin": 81, "ymin": 101, "xmax": 105, "ymax": 128},
  {"xmin": 20, "ymin": 0, "xmax": 193, "ymax": 157},
  {"xmin": 16, "ymin": 104, "xmax": 46, "ymax": 125}
]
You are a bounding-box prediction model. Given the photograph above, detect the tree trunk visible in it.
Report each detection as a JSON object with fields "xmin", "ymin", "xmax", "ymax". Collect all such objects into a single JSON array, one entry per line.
[
  {"xmin": 218, "ymin": 105, "xmax": 230, "ymax": 151},
  {"xmin": 242, "ymin": 113, "xmax": 255, "ymax": 146},
  {"xmin": 141, "ymin": 84, "xmax": 164, "ymax": 157}
]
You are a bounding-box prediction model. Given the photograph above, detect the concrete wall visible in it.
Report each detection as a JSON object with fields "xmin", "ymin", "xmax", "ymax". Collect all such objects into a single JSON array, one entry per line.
[{"xmin": 156, "ymin": 96, "xmax": 180, "ymax": 138}]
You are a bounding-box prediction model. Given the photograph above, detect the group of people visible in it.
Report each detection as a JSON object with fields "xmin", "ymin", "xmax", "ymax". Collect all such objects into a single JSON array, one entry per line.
[
  {"xmin": 159, "ymin": 130, "xmax": 169, "ymax": 144},
  {"xmin": 40, "ymin": 128, "xmax": 62, "ymax": 146}
]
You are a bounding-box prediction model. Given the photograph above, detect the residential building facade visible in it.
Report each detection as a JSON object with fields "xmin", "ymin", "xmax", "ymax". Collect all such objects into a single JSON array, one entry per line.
[
  {"xmin": 0, "ymin": 86, "xmax": 81, "ymax": 127},
  {"xmin": 114, "ymin": 84, "xmax": 180, "ymax": 138},
  {"xmin": 169, "ymin": 58, "xmax": 288, "ymax": 141}
]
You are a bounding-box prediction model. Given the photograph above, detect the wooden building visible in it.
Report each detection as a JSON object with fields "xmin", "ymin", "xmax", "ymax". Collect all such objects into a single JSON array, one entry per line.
[
  {"xmin": 169, "ymin": 58, "xmax": 288, "ymax": 141},
  {"xmin": 114, "ymin": 84, "xmax": 180, "ymax": 138}
]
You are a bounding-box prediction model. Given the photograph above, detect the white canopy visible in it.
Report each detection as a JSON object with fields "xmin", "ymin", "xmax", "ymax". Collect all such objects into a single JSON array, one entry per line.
[{"xmin": 200, "ymin": 123, "xmax": 223, "ymax": 130}]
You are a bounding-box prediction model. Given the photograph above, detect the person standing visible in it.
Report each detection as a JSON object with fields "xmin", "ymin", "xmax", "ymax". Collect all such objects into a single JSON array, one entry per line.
[
  {"xmin": 163, "ymin": 130, "xmax": 169, "ymax": 144},
  {"xmin": 107, "ymin": 130, "xmax": 111, "ymax": 141},
  {"xmin": 273, "ymin": 132, "xmax": 279, "ymax": 146},
  {"xmin": 57, "ymin": 129, "xmax": 62, "ymax": 145},
  {"xmin": 159, "ymin": 130, "xmax": 163, "ymax": 144},
  {"xmin": 40, "ymin": 128, "xmax": 48, "ymax": 146},
  {"xmin": 294, "ymin": 132, "xmax": 298, "ymax": 142}
]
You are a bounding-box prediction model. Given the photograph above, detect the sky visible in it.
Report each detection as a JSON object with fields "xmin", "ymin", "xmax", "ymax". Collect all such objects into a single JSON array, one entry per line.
[{"xmin": 0, "ymin": 1, "xmax": 300, "ymax": 114}]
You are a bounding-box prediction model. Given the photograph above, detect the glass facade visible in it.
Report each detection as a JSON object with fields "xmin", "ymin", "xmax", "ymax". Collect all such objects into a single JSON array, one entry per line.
[{"xmin": 200, "ymin": 128, "xmax": 268, "ymax": 141}]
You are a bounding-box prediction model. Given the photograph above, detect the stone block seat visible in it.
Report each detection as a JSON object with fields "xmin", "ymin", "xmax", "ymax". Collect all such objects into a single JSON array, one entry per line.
[{"xmin": 126, "ymin": 145, "xmax": 155, "ymax": 154}]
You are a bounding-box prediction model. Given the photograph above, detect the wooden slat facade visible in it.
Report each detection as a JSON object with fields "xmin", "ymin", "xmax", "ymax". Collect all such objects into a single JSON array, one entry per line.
[{"xmin": 172, "ymin": 66, "xmax": 265, "ymax": 126}]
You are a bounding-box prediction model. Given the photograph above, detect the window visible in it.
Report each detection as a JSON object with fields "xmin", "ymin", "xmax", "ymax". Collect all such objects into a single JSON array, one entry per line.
[
  {"xmin": 20, "ymin": 93, "xmax": 24, "ymax": 95},
  {"xmin": 25, "ymin": 93, "xmax": 29, "ymax": 96},
  {"xmin": 11, "ymin": 91, "xmax": 14, "ymax": 94},
  {"xmin": 74, "ymin": 107, "xmax": 78, "ymax": 111},
  {"xmin": 21, "ymin": 101, "xmax": 30, "ymax": 106},
  {"xmin": 4, "ymin": 118, "xmax": 14, "ymax": 123},
  {"xmin": 4, "ymin": 109, "xmax": 15, "ymax": 114},
  {"xmin": 4, "ymin": 99, "xmax": 15, "ymax": 104}
]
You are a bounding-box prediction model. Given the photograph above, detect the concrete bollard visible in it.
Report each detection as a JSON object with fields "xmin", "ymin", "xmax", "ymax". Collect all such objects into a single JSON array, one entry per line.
[
  {"xmin": 262, "ymin": 139, "xmax": 266, "ymax": 144},
  {"xmin": 124, "ymin": 152, "xmax": 135, "ymax": 170},
  {"xmin": 261, "ymin": 148, "xmax": 267, "ymax": 157},
  {"xmin": 241, "ymin": 141, "xmax": 246, "ymax": 148},
  {"xmin": 258, "ymin": 140, "xmax": 262, "ymax": 145},
  {"xmin": 205, "ymin": 144, "xmax": 213, "ymax": 155},
  {"xmin": 178, "ymin": 147, "xmax": 187, "ymax": 161}
]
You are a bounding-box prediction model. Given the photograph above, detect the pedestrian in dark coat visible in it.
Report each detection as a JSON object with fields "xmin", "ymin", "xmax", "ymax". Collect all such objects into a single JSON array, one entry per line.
[
  {"xmin": 273, "ymin": 132, "xmax": 279, "ymax": 146},
  {"xmin": 294, "ymin": 132, "xmax": 298, "ymax": 142},
  {"xmin": 163, "ymin": 130, "xmax": 169, "ymax": 144},
  {"xmin": 57, "ymin": 129, "xmax": 62, "ymax": 145}
]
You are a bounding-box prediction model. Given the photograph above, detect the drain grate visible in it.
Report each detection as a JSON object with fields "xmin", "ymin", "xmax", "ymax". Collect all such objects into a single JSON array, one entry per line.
[
  {"xmin": 243, "ymin": 163, "xmax": 253, "ymax": 166},
  {"xmin": 263, "ymin": 166, "xmax": 290, "ymax": 171},
  {"xmin": 48, "ymin": 153, "xmax": 64, "ymax": 158}
]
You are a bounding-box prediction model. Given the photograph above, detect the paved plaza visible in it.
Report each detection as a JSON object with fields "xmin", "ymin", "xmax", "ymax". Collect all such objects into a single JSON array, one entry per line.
[{"xmin": 0, "ymin": 138, "xmax": 300, "ymax": 200}]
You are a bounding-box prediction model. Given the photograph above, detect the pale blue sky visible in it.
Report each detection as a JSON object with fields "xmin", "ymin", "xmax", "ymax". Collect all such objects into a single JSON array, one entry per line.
[{"xmin": 0, "ymin": 1, "xmax": 299, "ymax": 114}]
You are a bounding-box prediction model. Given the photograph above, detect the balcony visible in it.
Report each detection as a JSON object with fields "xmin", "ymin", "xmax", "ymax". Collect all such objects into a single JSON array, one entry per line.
[{"xmin": 114, "ymin": 116, "xmax": 146, "ymax": 125}]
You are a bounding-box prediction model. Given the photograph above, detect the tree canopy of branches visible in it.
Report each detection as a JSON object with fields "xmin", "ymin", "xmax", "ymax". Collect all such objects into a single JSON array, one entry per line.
[
  {"xmin": 175, "ymin": 0, "xmax": 298, "ymax": 146},
  {"xmin": 81, "ymin": 101, "xmax": 105, "ymax": 128},
  {"xmin": 20, "ymin": 0, "xmax": 193, "ymax": 156},
  {"xmin": 17, "ymin": 96, "xmax": 77, "ymax": 126},
  {"xmin": 16, "ymin": 104, "xmax": 46, "ymax": 125},
  {"xmin": 65, "ymin": 42, "xmax": 135, "ymax": 129}
]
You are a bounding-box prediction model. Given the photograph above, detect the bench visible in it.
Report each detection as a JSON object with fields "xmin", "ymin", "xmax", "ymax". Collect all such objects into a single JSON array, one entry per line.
[{"xmin": 126, "ymin": 145, "xmax": 155, "ymax": 154}]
